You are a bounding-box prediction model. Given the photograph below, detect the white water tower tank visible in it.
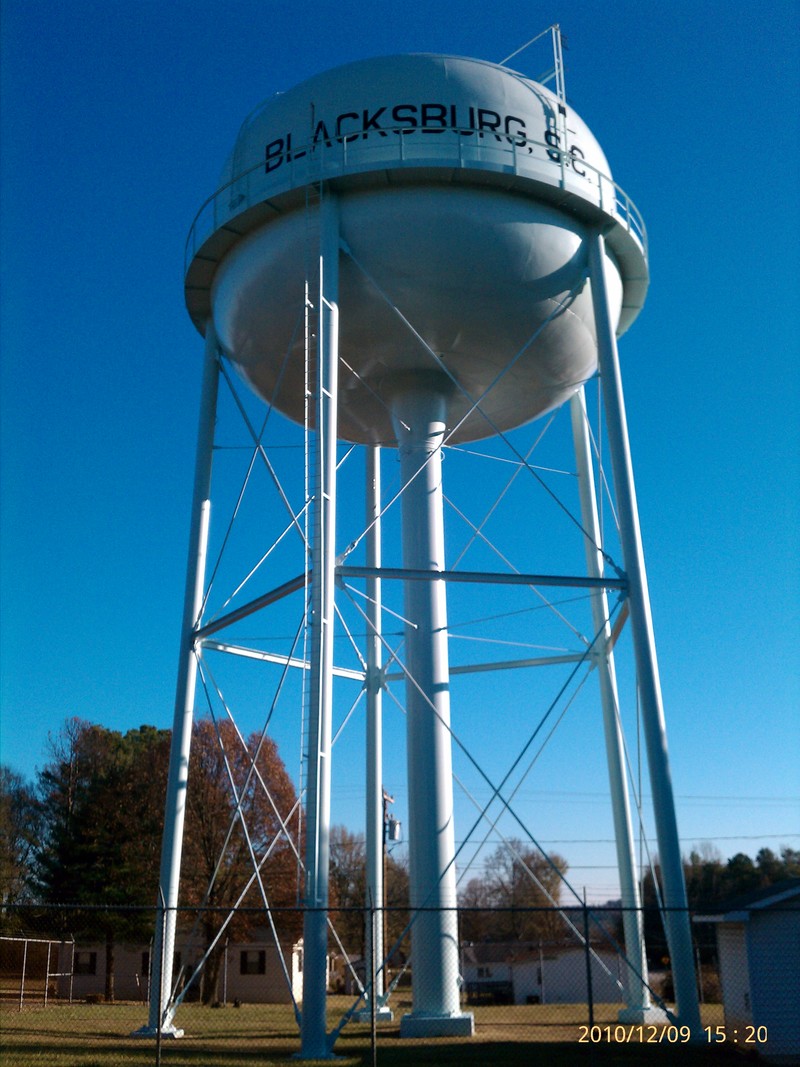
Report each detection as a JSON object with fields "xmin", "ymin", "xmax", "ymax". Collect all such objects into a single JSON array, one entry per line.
[
  {"xmin": 149, "ymin": 47, "xmax": 708, "ymax": 1059},
  {"xmin": 174, "ymin": 51, "xmax": 665, "ymax": 1052},
  {"xmin": 184, "ymin": 53, "xmax": 648, "ymax": 444}
]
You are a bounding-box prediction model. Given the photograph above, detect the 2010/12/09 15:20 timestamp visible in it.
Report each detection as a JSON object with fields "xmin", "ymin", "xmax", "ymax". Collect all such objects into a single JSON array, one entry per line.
[{"xmin": 577, "ymin": 1023, "xmax": 768, "ymax": 1044}]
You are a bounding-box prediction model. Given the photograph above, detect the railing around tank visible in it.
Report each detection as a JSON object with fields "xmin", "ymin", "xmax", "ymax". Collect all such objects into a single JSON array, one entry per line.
[{"xmin": 184, "ymin": 129, "xmax": 647, "ymax": 276}]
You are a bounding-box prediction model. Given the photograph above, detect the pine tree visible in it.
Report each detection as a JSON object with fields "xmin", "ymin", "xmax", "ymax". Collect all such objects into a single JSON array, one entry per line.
[{"xmin": 35, "ymin": 718, "xmax": 170, "ymax": 999}]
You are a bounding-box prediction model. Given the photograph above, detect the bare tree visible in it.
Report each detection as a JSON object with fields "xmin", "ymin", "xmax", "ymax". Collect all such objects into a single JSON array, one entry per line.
[
  {"xmin": 327, "ymin": 826, "xmax": 410, "ymax": 966},
  {"xmin": 0, "ymin": 767, "xmax": 41, "ymax": 913},
  {"xmin": 329, "ymin": 825, "xmax": 366, "ymax": 955},
  {"xmin": 459, "ymin": 840, "xmax": 569, "ymax": 943}
]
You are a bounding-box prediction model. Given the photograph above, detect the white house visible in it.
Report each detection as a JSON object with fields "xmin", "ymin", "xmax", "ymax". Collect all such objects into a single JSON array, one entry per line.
[
  {"xmin": 57, "ymin": 935, "xmax": 304, "ymax": 1005},
  {"xmin": 695, "ymin": 878, "xmax": 800, "ymax": 1065},
  {"xmin": 461, "ymin": 940, "xmax": 626, "ymax": 1006}
]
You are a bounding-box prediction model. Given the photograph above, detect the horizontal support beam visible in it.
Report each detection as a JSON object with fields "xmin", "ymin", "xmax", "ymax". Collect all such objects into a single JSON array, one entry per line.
[
  {"xmin": 192, "ymin": 566, "xmax": 628, "ymax": 640},
  {"xmin": 338, "ymin": 565, "xmax": 627, "ymax": 592},
  {"xmin": 194, "ymin": 573, "xmax": 307, "ymax": 640},
  {"xmin": 200, "ymin": 639, "xmax": 366, "ymax": 682},
  {"xmin": 384, "ymin": 651, "xmax": 590, "ymax": 683}
]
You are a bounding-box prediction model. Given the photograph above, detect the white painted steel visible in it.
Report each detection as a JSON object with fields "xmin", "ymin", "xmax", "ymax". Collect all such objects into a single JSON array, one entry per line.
[
  {"xmin": 390, "ymin": 381, "xmax": 474, "ymax": 1037},
  {"xmin": 300, "ymin": 194, "xmax": 340, "ymax": 1060},
  {"xmin": 197, "ymin": 639, "xmax": 365, "ymax": 681},
  {"xmin": 569, "ymin": 389, "xmax": 660, "ymax": 1023},
  {"xmin": 363, "ymin": 446, "xmax": 389, "ymax": 1011},
  {"xmin": 186, "ymin": 53, "xmax": 646, "ymax": 447},
  {"xmin": 215, "ymin": 54, "xmax": 612, "ymax": 211},
  {"xmin": 210, "ymin": 188, "xmax": 624, "ymax": 445},
  {"xmin": 589, "ymin": 231, "xmax": 701, "ymax": 1033},
  {"xmin": 337, "ymin": 565, "xmax": 626, "ymax": 591},
  {"xmin": 143, "ymin": 325, "xmax": 219, "ymax": 1037}
]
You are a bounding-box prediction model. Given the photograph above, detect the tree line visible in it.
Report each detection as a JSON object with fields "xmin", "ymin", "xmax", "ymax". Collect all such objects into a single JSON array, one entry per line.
[
  {"xmin": 0, "ymin": 717, "xmax": 571, "ymax": 997},
  {"xmin": 0, "ymin": 716, "xmax": 413, "ymax": 1002},
  {"xmin": 638, "ymin": 841, "xmax": 800, "ymax": 967},
  {"xmin": 2, "ymin": 716, "xmax": 797, "ymax": 998}
]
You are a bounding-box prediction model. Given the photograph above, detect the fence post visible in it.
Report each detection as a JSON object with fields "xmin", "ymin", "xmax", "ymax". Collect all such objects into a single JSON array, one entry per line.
[
  {"xmin": 156, "ymin": 892, "xmax": 165, "ymax": 1067},
  {"xmin": 583, "ymin": 897, "xmax": 594, "ymax": 1027},
  {"xmin": 44, "ymin": 941, "xmax": 52, "ymax": 1007},
  {"xmin": 370, "ymin": 899, "xmax": 377, "ymax": 1067},
  {"xmin": 18, "ymin": 937, "xmax": 28, "ymax": 1012},
  {"xmin": 695, "ymin": 939, "xmax": 704, "ymax": 1005}
]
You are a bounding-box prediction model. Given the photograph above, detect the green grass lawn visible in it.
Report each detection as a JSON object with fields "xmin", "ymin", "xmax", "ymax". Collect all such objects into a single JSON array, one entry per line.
[{"xmin": 0, "ymin": 999, "xmax": 762, "ymax": 1067}]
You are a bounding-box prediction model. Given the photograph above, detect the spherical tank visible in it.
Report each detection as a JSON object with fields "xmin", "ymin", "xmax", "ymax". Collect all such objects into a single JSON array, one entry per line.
[{"xmin": 185, "ymin": 54, "xmax": 648, "ymax": 445}]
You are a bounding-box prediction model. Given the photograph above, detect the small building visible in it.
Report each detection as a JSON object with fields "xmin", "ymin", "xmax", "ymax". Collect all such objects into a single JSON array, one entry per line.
[
  {"xmin": 461, "ymin": 940, "xmax": 626, "ymax": 1006},
  {"xmin": 695, "ymin": 878, "xmax": 800, "ymax": 1065},
  {"xmin": 56, "ymin": 936, "xmax": 304, "ymax": 1005}
]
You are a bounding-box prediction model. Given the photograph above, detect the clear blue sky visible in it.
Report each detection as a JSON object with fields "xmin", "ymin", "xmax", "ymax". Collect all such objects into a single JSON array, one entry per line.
[{"xmin": 1, "ymin": 0, "xmax": 798, "ymax": 902}]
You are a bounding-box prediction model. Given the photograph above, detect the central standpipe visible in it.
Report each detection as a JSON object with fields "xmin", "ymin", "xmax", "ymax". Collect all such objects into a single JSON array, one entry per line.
[{"xmin": 390, "ymin": 380, "xmax": 474, "ymax": 1039}]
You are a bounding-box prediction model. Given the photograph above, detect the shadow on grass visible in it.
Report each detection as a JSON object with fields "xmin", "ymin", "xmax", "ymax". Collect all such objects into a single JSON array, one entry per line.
[{"xmin": 352, "ymin": 1040, "xmax": 763, "ymax": 1067}]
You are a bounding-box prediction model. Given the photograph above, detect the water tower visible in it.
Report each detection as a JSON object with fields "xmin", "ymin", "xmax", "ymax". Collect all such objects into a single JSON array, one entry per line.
[{"xmin": 144, "ymin": 37, "xmax": 701, "ymax": 1056}]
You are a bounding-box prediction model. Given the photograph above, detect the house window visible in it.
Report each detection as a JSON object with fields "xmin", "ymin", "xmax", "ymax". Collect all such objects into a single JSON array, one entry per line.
[
  {"xmin": 240, "ymin": 950, "xmax": 266, "ymax": 976},
  {"xmin": 477, "ymin": 966, "xmax": 492, "ymax": 978},
  {"xmin": 74, "ymin": 951, "xmax": 97, "ymax": 976}
]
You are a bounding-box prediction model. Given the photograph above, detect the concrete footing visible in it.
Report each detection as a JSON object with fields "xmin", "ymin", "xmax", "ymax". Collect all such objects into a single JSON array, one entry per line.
[
  {"xmin": 400, "ymin": 1012, "xmax": 475, "ymax": 1038},
  {"xmin": 617, "ymin": 1005, "xmax": 670, "ymax": 1025},
  {"xmin": 131, "ymin": 1023, "xmax": 184, "ymax": 1039},
  {"xmin": 352, "ymin": 1005, "xmax": 394, "ymax": 1023}
]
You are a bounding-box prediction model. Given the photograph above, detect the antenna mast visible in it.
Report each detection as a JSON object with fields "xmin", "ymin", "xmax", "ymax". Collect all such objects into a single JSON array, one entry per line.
[{"xmin": 500, "ymin": 23, "xmax": 567, "ymax": 103}]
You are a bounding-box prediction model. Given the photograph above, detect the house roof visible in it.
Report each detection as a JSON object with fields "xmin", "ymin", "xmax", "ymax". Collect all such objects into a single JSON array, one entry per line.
[
  {"xmin": 462, "ymin": 940, "xmax": 615, "ymax": 965},
  {"xmin": 693, "ymin": 878, "xmax": 800, "ymax": 923}
]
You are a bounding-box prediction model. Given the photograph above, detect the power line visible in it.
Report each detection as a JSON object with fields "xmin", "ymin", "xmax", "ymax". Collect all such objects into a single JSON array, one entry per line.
[
  {"xmin": 455, "ymin": 833, "xmax": 799, "ymax": 847},
  {"xmin": 539, "ymin": 790, "xmax": 799, "ymax": 802},
  {"xmin": 467, "ymin": 788, "xmax": 799, "ymax": 804}
]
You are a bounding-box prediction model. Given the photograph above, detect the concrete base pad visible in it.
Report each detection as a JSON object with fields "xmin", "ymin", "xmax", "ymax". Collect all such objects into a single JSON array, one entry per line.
[
  {"xmin": 130, "ymin": 1024, "xmax": 184, "ymax": 1039},
  {"xmin": 352, "ymin": 1006, "xmax": 394, "ymax": 1022},
  {"xmin": 400, "ymin": 1012, "xmax": 474, "ymax": 1038},
  {"xmin": 617, "ymin": 1005, "xmax": 670, "ymax": 1025}
]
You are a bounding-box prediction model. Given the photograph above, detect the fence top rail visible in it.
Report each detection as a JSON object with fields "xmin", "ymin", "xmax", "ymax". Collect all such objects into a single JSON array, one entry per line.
[{"xmin": 0, "ymin": 935, "xmax": 74, "ymax": 944}]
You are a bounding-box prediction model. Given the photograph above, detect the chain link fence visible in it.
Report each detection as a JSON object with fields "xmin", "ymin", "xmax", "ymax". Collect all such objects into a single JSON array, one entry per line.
[{"xmin": 1, "ymin": 902, "xmax": 796, "ymax": 1064}]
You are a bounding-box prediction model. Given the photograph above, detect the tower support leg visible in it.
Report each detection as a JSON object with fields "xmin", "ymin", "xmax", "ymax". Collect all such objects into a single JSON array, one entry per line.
[
  {"xmin": 299, "ymin": 193, "xmax": 340, "ymax": 1060},
  {"xmin": 589, "ymin": 231, "xmax": 700, "ymax": 1032},
  {"xmin": 390, "ymin": 382, "xmax": 473, "ymax": 1039},
  {"xmin": 570, "ymin": 389, "xmax": 662, "ymax": 1023},
  {"xmin": 134, "ymin": 322, "xmax": 220, "ymax": 1038}
]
